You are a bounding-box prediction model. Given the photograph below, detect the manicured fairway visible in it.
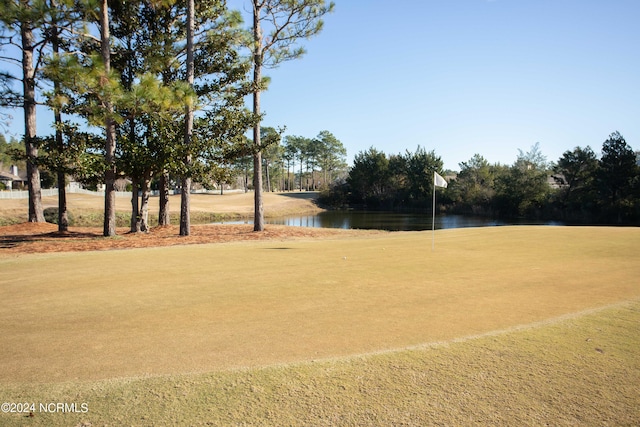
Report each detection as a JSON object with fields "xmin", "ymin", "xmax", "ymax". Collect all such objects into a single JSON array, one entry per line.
[
  {"xmin": 0, "ymin": 226, "xmax": 638, "ymax": 385},
  {"xmin": 0, "ymin": 291, "xmax": 638, "ymax": 426},
  {"xmin": 0, "ymin": 225, "xmax": 639, "ymax": 425}
]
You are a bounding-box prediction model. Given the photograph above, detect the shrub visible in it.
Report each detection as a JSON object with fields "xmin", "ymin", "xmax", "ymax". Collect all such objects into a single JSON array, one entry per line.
[{"xmin": 43, "ymin": 207, "xmax": 75, "ymax": 225}]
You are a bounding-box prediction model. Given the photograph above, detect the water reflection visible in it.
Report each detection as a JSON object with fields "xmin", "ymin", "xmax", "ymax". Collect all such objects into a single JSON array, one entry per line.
[{"xmin": 226, "ymin": 211, "xmax": 562, "ymax": 231}]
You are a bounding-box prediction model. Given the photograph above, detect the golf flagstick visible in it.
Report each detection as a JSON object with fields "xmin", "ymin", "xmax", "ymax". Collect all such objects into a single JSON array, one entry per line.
[
  {"xmin": 432, "ymin": 171, "xmax": 448, "ymax": 250},
  {"xmin": 432, "ymin": 173, "xmax": 436, "ymax": 250}
]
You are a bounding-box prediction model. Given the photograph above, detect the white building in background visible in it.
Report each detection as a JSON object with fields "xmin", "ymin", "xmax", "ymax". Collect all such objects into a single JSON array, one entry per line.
[{"xmin": 0, "ymin": 165, "xmax": 26, "ymax": 190}]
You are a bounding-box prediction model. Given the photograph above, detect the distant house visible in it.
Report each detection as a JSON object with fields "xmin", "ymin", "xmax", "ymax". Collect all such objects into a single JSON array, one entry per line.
[
  {"xmin": 548, "ymin": 174, "xmax": 567, "ymax": 189},
  {"xmin": 114, "ymin": 177, "xmax": 132, "ymax": 192},
  {"xmin": 0, "ymin": 165, "xmax": 27, "ymax": 190}
]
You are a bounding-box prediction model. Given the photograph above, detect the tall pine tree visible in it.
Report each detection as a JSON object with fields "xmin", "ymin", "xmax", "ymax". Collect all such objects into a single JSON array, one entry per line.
[{"xmin": 248, "ymin": 0, "xmax": 334, "ymax": 231}]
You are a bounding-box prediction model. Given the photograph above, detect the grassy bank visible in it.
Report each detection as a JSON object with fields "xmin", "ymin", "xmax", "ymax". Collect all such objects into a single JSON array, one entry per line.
[{"xmin": 0, "ymin": 191, "xmax": 323, "ymax": 226}]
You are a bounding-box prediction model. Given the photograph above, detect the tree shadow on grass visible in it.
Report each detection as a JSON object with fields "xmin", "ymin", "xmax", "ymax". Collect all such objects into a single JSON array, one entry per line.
[
  {"xmin": 0, "ymin": 230, "xmax": 101, "ymax": 249},
  {"xmin": 277, "ymin": 191, "xmax": 319, "ymax": 201}
]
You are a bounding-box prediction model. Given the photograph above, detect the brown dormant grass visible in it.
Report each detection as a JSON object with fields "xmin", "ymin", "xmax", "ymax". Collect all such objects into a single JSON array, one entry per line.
[
  {"xmin": 0, "ymin": 191, "xmax": 323, "ymax": 225},
  {"xmin": 0, "ymin": 226, "xmax": 638, "ymax": 383},
  {"xmin": 0, "ymin": 301, "xmax": 638, "ymax": 426},
  {"xmin": 0, "ymin": 213, "xmax": 638, "ymax": 425}
]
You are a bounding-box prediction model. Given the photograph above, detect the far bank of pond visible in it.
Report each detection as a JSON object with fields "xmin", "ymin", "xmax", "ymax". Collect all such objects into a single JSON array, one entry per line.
[{"xmin": 222, "ymin": 211, "xmax": 564, "ymax": 231}]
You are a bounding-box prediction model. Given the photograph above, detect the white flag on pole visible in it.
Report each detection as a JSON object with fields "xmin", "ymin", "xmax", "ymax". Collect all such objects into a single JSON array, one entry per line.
[
  {"xmin": 432, "ymin": 171, "xmax": 448, "ymax": 250},
  {"xmin": 434, "ymin": 171, "xmax": 448, "ymax": 188}
]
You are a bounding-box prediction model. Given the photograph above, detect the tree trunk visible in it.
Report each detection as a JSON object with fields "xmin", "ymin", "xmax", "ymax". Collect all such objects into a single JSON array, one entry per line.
[
  {"xmin": 51, "ymin": 15, "xmax": 68, "ymax": 232},
  {"xmin": 56, "ymin": 170, "xmax": 68, "ymax": 229},
  {"xmin": 179, "ymin": 0, "xmax": 194, "ymax": 236},
  {"xmin": 299, "ymin": 158, "xmax": 303, "ymax": 191},
  {"xmin": 265, "ymin": 158, "xmax": 271, "ymax": 192},
  {"xmin": 103, "ymin": 163, "xmax": 116, "ymax": 235},
  {"xmin": 282, "ymin": 163, "xmax": 286, "ymax": 191},
  {"xmin": 20, "ymin": 18, "xmax": 44, "ymax": 223},
  {"xmin": 180, "ymin": 177, "xmax": 191, "ymax": 235},
  {"xmin": 138, "ymin": 170, "xmax": 151, "ymax": 232},
  {"xmin": 252, "ymin": 2, "xmax": 264, "ymax": 231},
  {"xmin": 244, "ymin": 165, "xmax": 249, "ymax": 193},
  {"xmin": 100, "ymin": 0, "xmax": 117, "ymax": 236},
  {"xmin": 130, "ymin": 177, "xmax": 139, "ymax": 232},
  {"xmin": 253, "ymin": 151, "xmax": 264, "ymax": 230},
  {"xmin": 158, "ymin": 171, "xmax": 170, "ymax": 226}
]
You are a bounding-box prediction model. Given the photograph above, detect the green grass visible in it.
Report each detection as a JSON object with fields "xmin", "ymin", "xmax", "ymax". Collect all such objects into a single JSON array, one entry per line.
[{"xmin": 0, "ymin": 226, "xmax": 639, "ymax": 425}]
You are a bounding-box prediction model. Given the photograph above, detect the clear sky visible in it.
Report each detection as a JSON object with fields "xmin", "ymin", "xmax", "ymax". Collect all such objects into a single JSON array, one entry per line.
[
  {"xmin": 2, "ymin": 0, "xmax": 639, "ymax": 171},
  {"xmin": 232, "ymin": 0, "xmax": 640, "ymax": 170}
]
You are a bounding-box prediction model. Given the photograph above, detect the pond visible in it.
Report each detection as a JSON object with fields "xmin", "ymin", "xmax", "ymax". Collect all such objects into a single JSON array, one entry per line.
[{"xmin": 223, "ymin": 211, "xmax": 563, "ymax": 231}]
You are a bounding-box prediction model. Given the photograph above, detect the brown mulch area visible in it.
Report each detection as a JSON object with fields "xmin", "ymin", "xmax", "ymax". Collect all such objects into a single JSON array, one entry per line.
[{"xmin": 0, "ymin": 222, "xmax": 375, "ymax": 254}]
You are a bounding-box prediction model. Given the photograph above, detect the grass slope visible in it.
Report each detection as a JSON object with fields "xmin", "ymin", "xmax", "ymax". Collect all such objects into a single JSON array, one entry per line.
[
  {"xmin": 0, "ymin": 191, "xmax": 323, "ymax": 226},
  {"xmin": 0, "ymin": 301, "xmax": 638, "ymax": 426}
]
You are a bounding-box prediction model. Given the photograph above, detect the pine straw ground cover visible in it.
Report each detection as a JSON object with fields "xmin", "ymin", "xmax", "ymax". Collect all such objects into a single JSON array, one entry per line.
[
  {"xmin": 0, "ymin": 221, "xmax": 370, "ymax": 253},
  {"xmin": 0, "ymin": 222, "xmax": 638, "ymax": 425}
]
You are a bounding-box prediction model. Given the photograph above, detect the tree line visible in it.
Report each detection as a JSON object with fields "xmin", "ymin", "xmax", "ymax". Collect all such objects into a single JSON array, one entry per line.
[
  {"xmin": 202, "ymin": 127, "xmax": 347, "ymax": 194},
  {"xmin": 0, "ymin": 0, "xmax": 334, "ymax": 235},
  {"xmin": 322, "ymin": 132, "xmax": 640, "ymax": 225}
]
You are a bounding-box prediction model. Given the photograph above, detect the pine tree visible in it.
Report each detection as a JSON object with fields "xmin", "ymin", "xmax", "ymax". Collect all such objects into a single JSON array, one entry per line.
[
  {"xmin": 248, "ymin": 0, "xmax": 334, "ymax": 231},
  {"xmin": 0, "ymin": 0, "xmax": 49, "ymax": 222}
]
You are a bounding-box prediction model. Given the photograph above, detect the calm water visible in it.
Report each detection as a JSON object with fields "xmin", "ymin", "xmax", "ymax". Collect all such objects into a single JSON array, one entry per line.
[{"xmin": 224, "ymin": 211, "xmax": 562, "ymax": 231}]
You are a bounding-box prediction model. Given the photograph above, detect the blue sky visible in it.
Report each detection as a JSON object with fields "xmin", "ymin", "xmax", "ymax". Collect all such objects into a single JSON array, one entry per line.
[
  {"xmin": 3, "ymin": 0, "xmax": 639, "ymax": 171},
  {"xmin": 233, "ymin": 0, "xmax": 640, "ymax": 170}
]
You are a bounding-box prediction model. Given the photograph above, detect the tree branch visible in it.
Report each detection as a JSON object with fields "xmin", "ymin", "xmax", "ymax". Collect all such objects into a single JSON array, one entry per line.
[{"xmin": 0, "ymin": 55, "xmax": 22, "ymax": 66}]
